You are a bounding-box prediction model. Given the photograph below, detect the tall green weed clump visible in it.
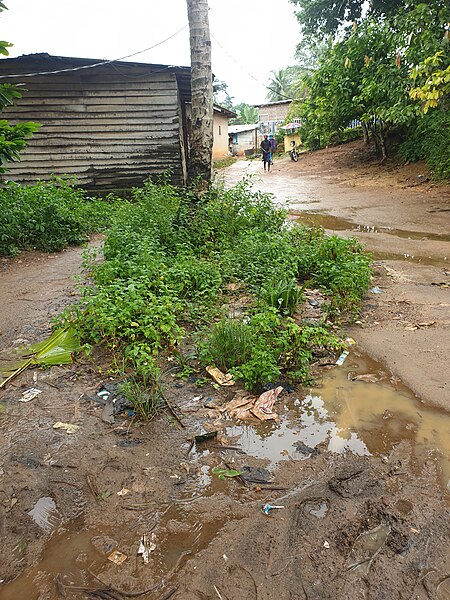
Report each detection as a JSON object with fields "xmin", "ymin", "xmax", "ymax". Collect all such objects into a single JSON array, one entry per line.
[
  {"xmin": 62, "ymin": 178, "xmax": 371, "ymax": 389},
  {"xmin": 0, "ymin": 178, "xmax": 117, "ymax": 256}
]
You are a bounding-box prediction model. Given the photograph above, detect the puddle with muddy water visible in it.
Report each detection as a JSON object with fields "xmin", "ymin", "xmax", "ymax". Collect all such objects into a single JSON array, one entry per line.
[
  {"xmin": 221, "ymin": 351, "xmax": 450, "ymax": 484},
  {"xmin": 2, "ymin": 353, "xmax": 449, "ymax": 598},
  {"xmin": 289, "ymin": 210, "xmax": 449, "ymax": 266}
]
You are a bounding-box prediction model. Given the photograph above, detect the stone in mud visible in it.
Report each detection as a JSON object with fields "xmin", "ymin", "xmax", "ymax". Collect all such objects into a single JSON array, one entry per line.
[{"xmin": 239, "ymin": 466, "xmax": 272, "ymax": 484}]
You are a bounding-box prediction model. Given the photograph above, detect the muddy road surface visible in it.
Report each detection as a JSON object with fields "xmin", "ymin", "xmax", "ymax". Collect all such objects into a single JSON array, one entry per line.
[
  {"xmin": 0, "ymin": 143, "xmax": 449, "ymax": 600},
  {"xmin": 221, "ymin": 141, "xmax": 450, "ymax": 410}
]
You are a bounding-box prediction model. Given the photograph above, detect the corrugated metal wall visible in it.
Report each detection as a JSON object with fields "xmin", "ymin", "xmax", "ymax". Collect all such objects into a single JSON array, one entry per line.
[{"xmin": 1, "ymin": 63, "xmax": 186, "ymax": 192}]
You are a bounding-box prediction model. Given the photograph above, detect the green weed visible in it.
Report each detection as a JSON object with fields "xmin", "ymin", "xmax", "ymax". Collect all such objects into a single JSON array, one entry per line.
[{"xmin": 0, "ymin": 178, "xmax": 118, "ymax": 256}]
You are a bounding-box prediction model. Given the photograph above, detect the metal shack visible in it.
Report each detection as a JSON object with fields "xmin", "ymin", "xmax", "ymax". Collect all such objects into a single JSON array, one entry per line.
[{"xmin": 0, "ymin": 53, "xmax": 192, "ymax": 192}]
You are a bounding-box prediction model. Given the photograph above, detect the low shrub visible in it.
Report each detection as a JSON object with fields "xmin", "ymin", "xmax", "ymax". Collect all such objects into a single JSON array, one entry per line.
[
  {"xmin": 0, "ymin": 178, "xmax": 117, "ymax": 256},
  {"xmin": 399, "ymin": 108, "xmax": 450, "ymax": 179}
]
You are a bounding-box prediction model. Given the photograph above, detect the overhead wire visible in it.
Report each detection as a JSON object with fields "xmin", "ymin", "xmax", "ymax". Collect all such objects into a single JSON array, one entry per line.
[
  {"xmin": 210, "ymin": 32, "xmax": 295, "ymax": 103},
  {"xmin": 0, "ymin": 23, "xmax": 189, "ymax": 79}
]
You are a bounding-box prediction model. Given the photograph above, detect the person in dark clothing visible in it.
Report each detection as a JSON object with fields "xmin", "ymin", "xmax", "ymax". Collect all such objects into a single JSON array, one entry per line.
[{"xmin": 260, "ymin": 135, "xmax": 272, "ymax": 171}]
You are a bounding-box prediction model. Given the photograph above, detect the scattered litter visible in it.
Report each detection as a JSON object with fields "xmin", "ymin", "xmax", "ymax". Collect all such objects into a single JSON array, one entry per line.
[
  {"xmin": 53, "ymin": 422, "xmax": 79, "ymax": 434},
  {"xmin": 431, "ymin": 281, "xmax": 449, "ymax": 288},
  {"xmin": 262, "ymin": 503, "xmax": 285, "ymax": 515},
  {"xmin": 19, "ymin": 388, "xmax": 42, "ymax": 403},
  {"xmin": 117, "ymin": 488, "xmax": 130, "ymax": 496},
  {"xmin": 223, "ymin": 554, "xmax": 228, "ymax": 561},
  {"xmin": 107, "ymin": 550, "xmax": 127, "ymax": 565},
  {"xmin": 95, "ymin": 382, "xmax": 133, "ymax": 424},
  {"xmin": 346, "ymin": 523, "xmax": 391, "ymax": 576},
  {"xmin": 137, "ymin": 532, "xmax": 157, "ymax": 564},
  {"xmin": 239, "ymin": 466, "xmax": 271, "ymax": 484},
  {"xmin": 251, "ymin": 386, "xmax": 283, "ymax": 421},
  {"xmin": 404, "ymin": 321, "xmax": 436, "ymax": 331},
  {"xmin": 206, "ymin": 366, "xmax": 235, "ymax": 386},
  {"xmin": 194, "ymin": 431, "xmax": 218, "ymax": 443},
  {"xmin": 345, "ymin": 337, "xmax": 356, "ymax": 346},
  {"xmin": 323, "ymin": 541, "xmax": 330, "ymax": 549},
  {"xmin": 335, "ymin": 351, "xmax": 349, "ymax": 366},
  {"xmin": 212, "ymin": 467, "xmax": 244, "ymax": 480},
  {"xmin": 351, "ymin": 373, "xmax": 379, "ymax": 384},
  {"xmin": 370, "ymin": 286, "xmax": 383, "ymax": 294}
]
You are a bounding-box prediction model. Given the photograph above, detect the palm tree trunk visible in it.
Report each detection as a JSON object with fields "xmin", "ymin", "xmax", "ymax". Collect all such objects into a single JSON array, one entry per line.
[{"xmin": 186, "ymin": 0, "xmax": 213, "ymax": 191}]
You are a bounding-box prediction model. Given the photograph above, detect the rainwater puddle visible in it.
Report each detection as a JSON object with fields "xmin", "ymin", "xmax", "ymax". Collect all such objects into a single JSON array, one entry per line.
[
  {"xmin": 224, "ymin": 351, "xmax": 450, "ymax": 483},
  {"xmin": 1, "ymin": 499, "xmax": 226, "ymax": 600},
  {"xmin": 289, "ymin": 210, "xmax": 450, "ymax": 242}
]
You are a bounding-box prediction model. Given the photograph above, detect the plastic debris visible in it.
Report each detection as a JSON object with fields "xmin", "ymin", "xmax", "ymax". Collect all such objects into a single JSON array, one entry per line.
[
  {"xmin": 137, "ymin": 533, "xmax": 157, "ymax": 564},
  {"xmin": 206, "ymin": 366, "xmax": 235, "ymax": 387},
  {"xmin": 262, "ymin": 503, "xmax": 285, "ymax": 515},
  {"xmin": 346, "ymin": 523, "xmax": 391, "ymax": 576},
  {"xmin": 352, "ymin": 373, "xmax": 379, "ymax": 383},
  {"xmin": 53, "ymin": 422, "xmax": 79, "ymax": 434},
  {"xmin": 252, "ymin": 386, "xmax": 283, "ymax": 421},
  {"xmin": 370, "ymin": 286, "xmax": 383, "ymax": 294},
  {"xmin": 19, "ymin": 388, "xmax": 42, "ymax": 403},
  {"xmin": 335, "ymin": 351, "xmax": 349, "ymax": 366},
  {"xmin": 117, "ymin": 488, "xmax": 130, "ymax": 496},
  {"xmin": 240, "ymin": 466, "xmax": 272, "ymax": 484},
  {"xmin": 345, "ymin": 337, "xmax": 356, "ymax": 346},
  {"xmin": 323, "ymin": 540, "xmax": 330, "ymax": 549},
  {"xmin": 223, "ymin": 387, "xmax": 283, "ymax": 422},
  {"xmin": 107, "ymin": 550, "xmax": 127, "ymax": 565},
  {"xmin": 212, "ymin": 467, "xmax": 244, "ymax": 480}
]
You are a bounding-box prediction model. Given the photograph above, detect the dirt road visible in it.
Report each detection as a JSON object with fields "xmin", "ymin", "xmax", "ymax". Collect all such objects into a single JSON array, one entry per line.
[
  {"xmin": 221, "ymin": 141, "xmax": 450, "ymax": 410},
  {"xmin": 0, "ymin": 144, "xmax": 449, "ymax": 600}
]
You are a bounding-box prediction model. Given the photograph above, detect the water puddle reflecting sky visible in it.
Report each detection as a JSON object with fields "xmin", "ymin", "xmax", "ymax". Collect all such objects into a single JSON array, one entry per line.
[{"xmin": 225, "ymin": 351, "xmax": 450, "ymax": 484}]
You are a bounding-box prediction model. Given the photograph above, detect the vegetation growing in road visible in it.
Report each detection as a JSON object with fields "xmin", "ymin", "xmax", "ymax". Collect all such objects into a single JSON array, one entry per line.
[
  {"xmin": 0, "ymin": 179, "xmax": 118, "ymax": 255},
  {"xmin": 60, "ymin": 179, "xmax": 371, "ymax": 393}
]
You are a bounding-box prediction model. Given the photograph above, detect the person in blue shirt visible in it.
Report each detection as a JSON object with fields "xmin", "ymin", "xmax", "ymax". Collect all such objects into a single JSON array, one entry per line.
[{"xmin": 269, "ymin": 134, "xmax": 277, "ymax": 165}]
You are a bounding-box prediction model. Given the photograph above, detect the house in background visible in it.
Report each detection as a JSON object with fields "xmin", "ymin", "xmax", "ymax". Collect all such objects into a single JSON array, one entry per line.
[
  {"xmin": 212, "ymin": 104, "xmax": 236, "ymax": 158},
  {"xmin": 254, "ymin": 99, "xmax": 292, "ymax": 143},
  {"xmin": 228, "ymin": 123, "xmax": 258, "ymax": 156},
  {"xmin": 0, "ymin": 53, "xmax": 228, "ymax": 192}
]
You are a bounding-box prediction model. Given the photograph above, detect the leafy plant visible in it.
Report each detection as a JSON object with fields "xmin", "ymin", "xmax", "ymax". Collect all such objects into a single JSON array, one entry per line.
[{"xmin": 261, "ymin": 278, "xmax": 304, "ymax": 316}]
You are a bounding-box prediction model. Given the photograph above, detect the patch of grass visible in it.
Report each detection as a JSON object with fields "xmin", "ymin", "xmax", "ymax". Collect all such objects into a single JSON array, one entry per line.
[
  {"xmin": 213, "ymin": 156, "xmax": 237, "ymax": 170},
  {"xmin": 60, "ymin": 178, "xmax": 371, "ymax": 399},
  {"xmin": 0, "ymin": 178, "xmax": 118, "ymax": 256}
]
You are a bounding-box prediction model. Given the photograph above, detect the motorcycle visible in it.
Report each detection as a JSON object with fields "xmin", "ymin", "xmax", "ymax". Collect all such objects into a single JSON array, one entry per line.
[{"xmin": 289, "ymin": 140, "xmax": 299, "ymax": 162}]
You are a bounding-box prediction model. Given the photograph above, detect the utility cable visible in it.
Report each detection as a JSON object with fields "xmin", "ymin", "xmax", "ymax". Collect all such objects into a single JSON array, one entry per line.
[
  {"xmin": 210, "ymin": 32, "xmax": 295, "ymax": 103},
  {"xmin": 0, "ymin": 24, "xmax": 189, "ymax": 79}
]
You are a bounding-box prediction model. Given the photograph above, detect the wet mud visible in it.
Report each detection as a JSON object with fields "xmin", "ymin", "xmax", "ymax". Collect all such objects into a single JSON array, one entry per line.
[{"xmin": 1, "ymin": 142, "xmax": 449, "ymax": 599}]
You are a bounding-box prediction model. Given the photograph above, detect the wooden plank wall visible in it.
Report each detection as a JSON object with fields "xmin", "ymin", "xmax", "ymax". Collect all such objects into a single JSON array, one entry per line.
[{"xmin": 3, "ymin": 68, "xmax": 185, "ymax": 192}]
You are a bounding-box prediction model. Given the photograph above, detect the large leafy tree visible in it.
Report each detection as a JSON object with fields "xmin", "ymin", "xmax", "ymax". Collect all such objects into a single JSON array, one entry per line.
[
  {"xmin": 289, "ymin": 0, "xmax": 405, "ymax": 39},
  {"xmin": 0, "ymin": 2, "xmax": 39, "ymax": 172},
  {"xmin": 295, "ymin": 0, "xmax": 450, "ymax": 159},
  {"xmin": 229, "ymin": 103, "xmax": 258, "ymax": 125}
]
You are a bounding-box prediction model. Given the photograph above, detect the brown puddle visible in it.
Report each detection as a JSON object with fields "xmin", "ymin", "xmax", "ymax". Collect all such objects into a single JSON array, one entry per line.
[
  {"xmin": 2, "ymin": 354, "xmax": 449, "ymax": 598},
  {"xmin": 289, "ymin": 210, "xmax": 450, "ymax": 242},
  {"xmin": 224, "ymin": 351, "xmax": 450, "ymax": 483}
]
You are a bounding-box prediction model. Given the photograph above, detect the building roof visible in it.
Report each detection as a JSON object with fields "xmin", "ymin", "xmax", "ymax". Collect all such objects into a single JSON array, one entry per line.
[
  {"xmin": 0, "ymin": 53, "xmax": 193, "ymax": 100},
  {"xmin": 229, "ymin": 123, "xmax": 258, "ymax": 134},
  {"xmin": 213, "ymin": 104, "xmax": 237, "ymax": 119},
  {"xmin": 253, "ymin": 99, "xmax": 292, "ymax": 108}
]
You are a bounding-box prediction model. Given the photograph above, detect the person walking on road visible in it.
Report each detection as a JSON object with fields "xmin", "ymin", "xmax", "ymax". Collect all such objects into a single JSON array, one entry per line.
[
  {"xmin": 269, "ymin": 134, "xmax": 277, "ymax": 165},
  {"xmin": 260, "ymin": 134, "xmax": 272, "ymax": 172}
]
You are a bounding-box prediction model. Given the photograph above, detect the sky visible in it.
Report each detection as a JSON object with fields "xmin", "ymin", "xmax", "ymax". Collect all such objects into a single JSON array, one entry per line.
[{"xmin": 1, "ymin": 0, "xmax": 301, "ymax": 105}]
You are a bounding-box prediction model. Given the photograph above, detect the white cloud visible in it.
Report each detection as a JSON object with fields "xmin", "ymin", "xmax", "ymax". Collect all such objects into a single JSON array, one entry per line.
[{"xmin": 1, "ymin": 0, "xmax": 301, "ymax": 103}]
